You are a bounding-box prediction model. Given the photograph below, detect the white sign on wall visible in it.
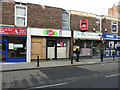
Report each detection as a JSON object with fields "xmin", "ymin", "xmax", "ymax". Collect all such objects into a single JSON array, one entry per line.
[
  {"xmin": 9, "ymin": 43, "xmax": 14, "ymax": 50},
  {"xmin": 74, "ymin": 31, "xmax": 101, "ymax": 40},
  {"xmin": 30, "ymin": 28, "xmax": 71, "ymax": 37}
]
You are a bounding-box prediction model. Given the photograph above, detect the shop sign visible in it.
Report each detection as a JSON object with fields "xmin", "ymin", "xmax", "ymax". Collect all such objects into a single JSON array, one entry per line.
[
  {"xmin": 0, "ymin": 27, "xmax": 26, "ymax": 35},
  {"xmin": 80, "ymin": 19, "xmax": 88, "ymax": 31},
  {"xmin": 104, "ymin": 34, "xmax": 120, "ymax": 40},
  {"xmin": 43, "ymin": 30, "xmax": 58, "ymax": 36},
  {"xmin": 30, "ymin": 28, "xmax": 71, "ymax": 37},
  {"xmin": 74, "ymin": 31, "xmax": 101, "ymax": 40}
]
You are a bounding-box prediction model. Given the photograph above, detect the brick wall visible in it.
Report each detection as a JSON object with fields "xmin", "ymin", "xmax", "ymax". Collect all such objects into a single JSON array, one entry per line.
[
  {"xmin": 108, "ymin": 4, "xmax": 118, "ymax": 17},
  {"xmin": 102, "ymin": 19, "xmax": 112, "ymax": 34},
  {"xmin": 2, "ymin": 2, "xmax": 14, "ymax": 25},
  {"xmin": 70, "ymin": 12, "xmax": 119, "ymax": 35},
  {"xmin": 27, "ymin": 4, "xmax": 62, "ymax": 29},
  {"xmin": 70, "ymin": 14, "xmax": 99, "ymax": 32},
  {"xmin": 102, "ymin": 18, "xmax": 119, "ymax": 35},
  {"xmin": 0, "ymin": 2, "xmax": 2, "ymax": 24}
]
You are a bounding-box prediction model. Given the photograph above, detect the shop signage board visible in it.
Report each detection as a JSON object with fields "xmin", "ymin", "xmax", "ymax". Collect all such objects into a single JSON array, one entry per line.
[
  {"xmin": 104, "ymin": 34, "xmax": 120, "ymax": 40},
  {"xmin": 30, "ymin": 28, "xmax": 71, "ymax": 37},
  {"xmin": 0, "ymin": 27, "xmax": 26, "ymax": 35},
  {"xmin": 80, "ymin": 19, "xmax": 88, "ymax": 31},
  {"xmin": 74, "ymin": 31, "xmax": 101, "ymax": 40}
]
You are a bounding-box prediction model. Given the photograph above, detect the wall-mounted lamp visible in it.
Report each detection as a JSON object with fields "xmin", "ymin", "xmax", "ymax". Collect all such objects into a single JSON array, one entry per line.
[
  {"xmin": 93, "ymin": 28, "xmax": 96, "ymax": 31},
  {"xmin": 104, "ymin": 28, "xmax": 107, "ymax": 32}
]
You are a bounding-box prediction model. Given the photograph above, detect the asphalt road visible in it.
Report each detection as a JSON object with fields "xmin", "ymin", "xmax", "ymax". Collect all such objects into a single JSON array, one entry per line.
[{"xmin": 2, "ymin": 61, "xmax": 120, "ymax": 89}]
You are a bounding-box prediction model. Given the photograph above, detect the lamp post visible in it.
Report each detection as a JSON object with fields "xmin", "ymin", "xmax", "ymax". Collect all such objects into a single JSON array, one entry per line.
[
  {"xmin": 71, "ymin": 30, "xmax": 73, "ymax": 64},
  {"xmin": 100, "ymin": 16, "xmax": 106, "ymax": 62}
]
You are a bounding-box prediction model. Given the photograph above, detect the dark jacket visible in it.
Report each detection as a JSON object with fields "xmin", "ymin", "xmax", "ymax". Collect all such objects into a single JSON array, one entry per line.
[{"xmin": 76, "ymin": 48, "xmax": 80, "ymax": 56}]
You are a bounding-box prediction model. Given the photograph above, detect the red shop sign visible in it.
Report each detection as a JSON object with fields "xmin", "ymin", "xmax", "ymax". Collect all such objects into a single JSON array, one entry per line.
[
  {"xmin": 80, "ymin": 19, "xmax": 88, "ymax": 31},
  {"xmin": 47, "ymin": 30, "xmax": 54, "ymax": 36},
  {"xmin": 0, "ymin": 27, "xmax": 26, "ymax": 35}
]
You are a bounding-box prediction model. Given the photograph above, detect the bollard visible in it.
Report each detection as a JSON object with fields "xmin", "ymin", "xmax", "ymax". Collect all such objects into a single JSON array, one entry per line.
[
  {"xmin": 101, "ymin": 50, "xmax": 103, "ymax": 62},
  {"xmin": 113, "ymin": 52, "xmax": 115, "ymax": 61},
  {"xmin": 71, "ymin": 56, "xmax": 73, "ymax": 64},
  {"xmin": 37, "ymin": 56, "xmax": 39, "ymax": 67}
]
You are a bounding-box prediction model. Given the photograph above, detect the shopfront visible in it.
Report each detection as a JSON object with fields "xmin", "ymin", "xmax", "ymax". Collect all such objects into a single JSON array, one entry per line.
[
  {"xmin": 27, "ymin": 28, "xmax": 71, "ymax": 62},
  {"xmin": 74, "ymin": 31, "xmax": 102, "ymax": 58},
  {"xmin": 104, "ymin": 34, "xmax": 120, "ymax": 57},
  {"xmin": 0, "ymin": 27, "xmax": 27, "ymax": 62},
  {"xmin": 47, "ymin": 37, "xmax": 70, "ymax": 60}
]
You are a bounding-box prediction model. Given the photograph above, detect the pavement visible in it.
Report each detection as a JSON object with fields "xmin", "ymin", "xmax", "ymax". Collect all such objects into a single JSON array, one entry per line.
[{"xmin": 0, "ymin": 57, "xmax": 120, "ymax": 72}]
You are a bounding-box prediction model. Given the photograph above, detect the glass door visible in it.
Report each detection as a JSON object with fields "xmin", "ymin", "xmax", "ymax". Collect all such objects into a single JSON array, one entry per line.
[{"xmin": 0, "ymin": 39, "xmax": 7, "ymax": 62}]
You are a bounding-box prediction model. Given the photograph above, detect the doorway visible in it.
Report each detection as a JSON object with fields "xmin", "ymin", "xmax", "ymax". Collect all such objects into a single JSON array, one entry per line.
[
  {"xmin": 47, "ymin": 40, "xmax": 56, "ymax": 60},
  {"xmin": 0, "ymin": 39, "xmax": 7, "ymax": 62}
]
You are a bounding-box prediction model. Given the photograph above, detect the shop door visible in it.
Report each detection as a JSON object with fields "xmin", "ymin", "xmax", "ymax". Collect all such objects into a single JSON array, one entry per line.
[
  {"xmin": 0, "ymin": 39, "xmax": 7, "ymax": 62},
  {"xmin": 47, "ymin": 40, "xmax": 56, "ymax": 59}
]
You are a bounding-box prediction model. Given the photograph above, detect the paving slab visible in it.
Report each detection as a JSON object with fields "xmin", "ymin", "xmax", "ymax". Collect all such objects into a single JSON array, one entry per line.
[{"xmin": 0, "ymin": 57, "xmax": 119, "ymax": 72}]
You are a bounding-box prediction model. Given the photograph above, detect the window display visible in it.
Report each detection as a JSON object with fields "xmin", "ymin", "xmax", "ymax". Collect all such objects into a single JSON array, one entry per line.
[
  {"xmin": 74, "ymin": 39, "xmax": 92, "ymax": 56},
  {"xmin": 104, "ymin": 41, "xmax": 120, "ymax": 57},
  {"xmin": 57, "ymin": 39, "xmax": 69, "ymax": 58},
  {"xmin": 7, "ymin": 37, "xmax": 26, "ymax": 58}
]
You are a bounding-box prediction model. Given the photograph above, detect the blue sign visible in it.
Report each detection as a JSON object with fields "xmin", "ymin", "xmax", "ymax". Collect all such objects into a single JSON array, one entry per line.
[{"xmin": 104, "ymin": 34, "xmax": 120, "ymax": 40}]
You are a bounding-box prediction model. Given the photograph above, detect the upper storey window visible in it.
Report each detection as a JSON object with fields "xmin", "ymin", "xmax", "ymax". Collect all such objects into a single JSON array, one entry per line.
[
  {"xmin": 112, "ymin": 22, "xmax": 118, "ymax": 33},
  {"xmin": 15, "ymin": 3, "xmax": 27, "ymax": 26}
]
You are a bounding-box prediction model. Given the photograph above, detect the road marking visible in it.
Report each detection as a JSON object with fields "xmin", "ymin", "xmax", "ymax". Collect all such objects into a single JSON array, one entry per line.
[
  {"xmin": 105, "ymin": 74, "xmax": 120, "ymax": 78},
  {"xmin": 93, "ymin": 74, "xmax": 98, "ymax": 76},
  {"xmin": 32, "ymin": 82, "xmax": 68, "ymax": 89}
]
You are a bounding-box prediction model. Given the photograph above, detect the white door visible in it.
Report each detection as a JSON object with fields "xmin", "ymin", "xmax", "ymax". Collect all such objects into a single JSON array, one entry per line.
[
  {"xmin": 48, "ymin": 46, "xmax": 55, "ymax": 59},
  {"xmin": 47, "ymin": 40, "xmax": 55, "ymax": 59}
]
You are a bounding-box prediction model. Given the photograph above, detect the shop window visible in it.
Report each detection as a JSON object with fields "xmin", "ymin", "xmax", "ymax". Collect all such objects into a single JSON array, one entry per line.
[
  {"xmin": 56, "ymin": 39, "xmax": 69, "ymax": 58},
  {"xmin": 1, "ymin": 41, "xmax": 6, "ymax": 51},
  {"xmin": 47, "ymin": 40, "xmax": 55, "ymax": 47},
  {"xmin": 15, "ymin": 3, "xmax": 27, "ymax": 26},
  {"xmin": 86, "ymin": 41, "xmax": 91, "ymax": 48},
  {"xmin": 105, "ymin": 41, "xmax": 109, "ymax": 49},
  {"xmin": 7, "ymin": 37, "xmax": 26, "ymax": 58},
  {"xmin": 112, "ymin": 22, "xmax": 118, "ymax": 33},
  {"xmin": 62, "ymin": 12, "xmax": 70, "ymax": 30}
]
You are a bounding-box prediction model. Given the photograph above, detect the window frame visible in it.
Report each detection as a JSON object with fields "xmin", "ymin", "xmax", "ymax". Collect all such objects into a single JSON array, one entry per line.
[
  {"xmin": 62, "ymin": 12, "xmax": 70, "ymax": 30},
  {"xmin": 111, "ymin": 21, "xmax": 118, "ymax": 33},
  {"xmin": 15, "ymin": 4, "xmax": 27, "ymax": 26}
]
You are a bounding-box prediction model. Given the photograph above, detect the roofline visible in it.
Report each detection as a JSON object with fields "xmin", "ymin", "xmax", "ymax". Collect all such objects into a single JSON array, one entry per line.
[{"xmin": 69, "ymin": 10, "xmax": 97, "ymax": 16}]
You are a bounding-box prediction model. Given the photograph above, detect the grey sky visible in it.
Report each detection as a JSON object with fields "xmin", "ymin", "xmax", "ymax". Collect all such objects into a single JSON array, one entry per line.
[{"xmin": 15, "ymin": 0, "xmax": 120, "ymax": 15}]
